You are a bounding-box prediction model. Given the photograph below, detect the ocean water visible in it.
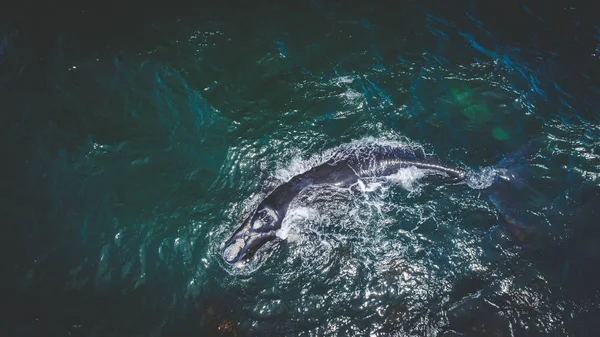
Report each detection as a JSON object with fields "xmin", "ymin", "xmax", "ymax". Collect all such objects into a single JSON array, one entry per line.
[{"xmin": 1, "ymin": 1, "xmax": 600, "ymax": 336}]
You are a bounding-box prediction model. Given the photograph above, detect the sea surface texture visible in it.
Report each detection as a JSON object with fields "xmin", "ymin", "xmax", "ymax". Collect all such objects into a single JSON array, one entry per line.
[{"xmin": 1, "ymin": 1, "xmax": 599, "ymax": 336}]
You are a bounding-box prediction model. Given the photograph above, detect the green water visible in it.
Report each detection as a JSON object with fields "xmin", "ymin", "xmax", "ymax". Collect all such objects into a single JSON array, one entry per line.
[{"xmin": 2, "ymin": 2, "xmax": 600, "ymax": 336}]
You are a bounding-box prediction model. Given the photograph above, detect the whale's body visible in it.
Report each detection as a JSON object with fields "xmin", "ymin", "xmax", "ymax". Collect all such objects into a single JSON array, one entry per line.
[{"xmin": 222, "ymin": 145, "xmax": 466, "ymax": 265}]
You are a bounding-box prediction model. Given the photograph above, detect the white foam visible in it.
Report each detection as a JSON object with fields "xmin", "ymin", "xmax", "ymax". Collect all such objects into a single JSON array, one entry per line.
[
  {"xmin": 357, "ymin": 179, "xmax": 367, "ymax": 192},
  {"xmin": 332, "ymin": 75, "xmax": 356, "ymax": 85},
  {"xmin": 356, "ymin": 179, "xmax": 385, "ymax": 193},
  {"xmin": 342, "ymin": 88, "xmax": 362, "ymax": 101},
  {"xmin": 276, "ymin": 207, "xmax": 318, "ymax": 240},
  {"xmin": 466, "ymin": 167, "xmax": 500, "ymax": 189},
  {"xmin": 386, "ymin": 166, "xmax": 428, "ymax": 192}
]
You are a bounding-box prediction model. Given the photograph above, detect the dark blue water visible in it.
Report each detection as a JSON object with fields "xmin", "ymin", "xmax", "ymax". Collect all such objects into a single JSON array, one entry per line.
[{"xmin": 2, "ymin": 1, "xmax": 600, "ymax": 336}]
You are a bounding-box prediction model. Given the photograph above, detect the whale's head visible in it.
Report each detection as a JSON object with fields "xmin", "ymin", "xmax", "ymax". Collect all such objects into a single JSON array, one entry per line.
[{"xmin": 222, "ymin": 204, "xmax": 281, "ymax": 265}]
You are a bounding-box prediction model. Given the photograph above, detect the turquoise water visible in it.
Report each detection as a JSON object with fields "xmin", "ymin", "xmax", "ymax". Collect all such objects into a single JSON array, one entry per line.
[{"xmin": 2, "ymin": 2, "xmax": 600, "ymax": 336}]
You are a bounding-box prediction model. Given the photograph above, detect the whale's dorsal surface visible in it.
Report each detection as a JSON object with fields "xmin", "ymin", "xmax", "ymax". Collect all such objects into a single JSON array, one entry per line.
[{"xmin": 221, "ymin": 144, "xmax": 466, "ymax": 265}]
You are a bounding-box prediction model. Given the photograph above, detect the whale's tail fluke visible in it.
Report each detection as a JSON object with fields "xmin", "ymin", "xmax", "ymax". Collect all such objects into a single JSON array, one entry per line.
[
  {"xmin": 494, "ymin": 138, "xmax": 544, "ymax": 186},
  {"xmin": 485, "ymin": 138, "xmax": 547, "ymax": 243}
]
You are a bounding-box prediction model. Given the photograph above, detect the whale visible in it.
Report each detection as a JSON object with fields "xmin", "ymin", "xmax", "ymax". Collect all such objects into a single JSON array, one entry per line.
[{"xmin": 221, "ymin": 144, "xmax": 467, "ymax": 265}]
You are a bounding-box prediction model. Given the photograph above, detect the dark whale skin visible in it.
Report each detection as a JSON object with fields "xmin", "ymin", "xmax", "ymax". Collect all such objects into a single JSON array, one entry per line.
[{"xmin": 221, "ymin": 145, "xmax": 466, "ymax": 265}]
